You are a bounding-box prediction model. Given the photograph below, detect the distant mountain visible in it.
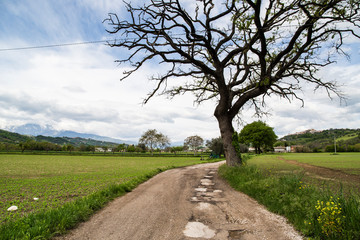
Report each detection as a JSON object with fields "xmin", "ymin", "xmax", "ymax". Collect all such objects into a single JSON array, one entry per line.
[
  {"xmin": 6, "ymin": 123, "xmax": 135, "ymax": 145},
  {"xmin": 7, "ymin": 123, "xmax": 59, "ymax": 136}
]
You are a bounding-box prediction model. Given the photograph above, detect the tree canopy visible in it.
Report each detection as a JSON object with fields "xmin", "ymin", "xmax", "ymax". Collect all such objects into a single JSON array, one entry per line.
[
  {"xmin": 206, "ymin": 137, "xmax": 224, "ymax": 157},
  {"xmin": 239, "ymin": 121, "xmax": 277, "ymax": 154},
  {"xmin": 184, "ymin": 135, "xmax": 204, "ymax": 154},
  {"xmin": 139, "ymin": 129, "xmax": 170, "ymax": 153},
  {"xmin": 105, "ymin": 0, "xmax": 360, "ymax": 166}
]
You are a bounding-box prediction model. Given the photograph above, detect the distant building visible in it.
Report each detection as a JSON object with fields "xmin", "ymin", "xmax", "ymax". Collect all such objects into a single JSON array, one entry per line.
[
  {"xmin": 288, "ymin": 129, "xmax": 322, "ymax": 136},
  {"xmin": 95, "ymin": 147, "xmax": 112, "ymax": 152},
  {"xmin": 274, "ymin": 146, "xmax": 286, "ymax": 153},
  {"xmin": 248, "ymin": 147, "xmax": 255, "ymax": 152}
]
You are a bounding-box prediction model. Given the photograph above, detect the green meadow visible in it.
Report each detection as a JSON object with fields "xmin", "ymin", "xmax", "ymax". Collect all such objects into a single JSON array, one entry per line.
[
  {"xmin": 280, "ymin": 152, "xmax": 360, "ymax": 175},
  {"xmin": 247, "ymin": 152, "xmax": 360, "ymax": 172},
  {"xmin": 2, "ymin": 153, "xmax": 360, "ymax": 239},
  {"xmin": 0, "ymin": 155, "xmax": 214, "ymax": 229},
  {"xmin": 220, "ymin": 153, "xmax": 360, "ymax": 239}
]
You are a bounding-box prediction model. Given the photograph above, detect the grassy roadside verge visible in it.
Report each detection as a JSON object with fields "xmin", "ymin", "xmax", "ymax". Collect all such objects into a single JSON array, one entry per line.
[{"xmin": 219, "ymin": 161, "xmax": 360, "ymax": 239}]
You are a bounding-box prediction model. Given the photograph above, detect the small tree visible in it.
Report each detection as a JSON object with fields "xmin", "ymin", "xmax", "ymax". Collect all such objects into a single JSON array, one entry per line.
[
  {"xmin": 139, "ymin": 129, "xmax": 170, "ymax": 155},
  {"xmin": 137, "ymin": 143, "xmax": 147, "ymax": 153},
  {"xmin": 127, "ymin": 145, "xmax": 136, "ymax": 152},
  {"xmin": 171, "ymin": 146, "xmax": 184, "ymax": 155},
  {"xmin": 102, "ymin": 146, "xmax": 108, "ymax": 153},
  {"xmin": 206, "ymin": 137, "xmax": 224, "ymax": 157},
  {"xmin": 88, "ymin": 145, "xmax": 96, "ymax": 154},
  {"xmin": 239, "ymin": 121, "xmax": 277, "ymax": 154},
  {"xmin": 116, "ymin": 143, "xmax": 127, "ymax": 153},
  {"xmin": 158, "ymin": 134, "xmax": 170, "ymax": 151},
  {"xmin": 184, "ymin": 135, "xmax": 204, "ymax": 155},
  {"xmin": 65, "ymin": 144, "xmax": 75, "ymax": 154},
  {"xmin": 19, "ymin": 142, "xmax": 26, "ymax": 153}
]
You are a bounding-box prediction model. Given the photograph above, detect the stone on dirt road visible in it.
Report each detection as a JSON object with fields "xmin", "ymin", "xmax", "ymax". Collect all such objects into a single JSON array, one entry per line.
[{"xmin": 183, "ymin": 222, "xmax": 216, "ymax": 239}]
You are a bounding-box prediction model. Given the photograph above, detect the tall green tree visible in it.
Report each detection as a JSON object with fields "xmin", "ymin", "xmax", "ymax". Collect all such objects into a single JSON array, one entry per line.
[
  {"xmin": 105, "ymin": 0, "xmax": 360, "ymax": 166},
  {"xmin": 239, "ymin": 121, "xmax": 277, "ymax": 154}
]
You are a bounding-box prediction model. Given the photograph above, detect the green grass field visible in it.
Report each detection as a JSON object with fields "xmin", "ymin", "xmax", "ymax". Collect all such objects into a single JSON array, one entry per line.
[
  {"xmin": 247, "ymin": 152, "xmax": 360, "ymax": 174},
  {"xmin": 247, "ymin": 153, "xmax": 360, "ymax": 193},
  {"xmin": 0, "ymin": 154, "xmax": 212, "ymax": 225},
  {"xmin": 246, "ymin": 154, "xmax": 302, "ymax": 172},
  {"xmin": 336, "ymin": 134, "xmax": 358, "ymax": 142},
  {"xmin": 279, "ymin": 152, "xmax": 360, "ymax": 174},
  {"xmin": 220, "ymin": 153, "xmax": 360, "ymax": 239}
]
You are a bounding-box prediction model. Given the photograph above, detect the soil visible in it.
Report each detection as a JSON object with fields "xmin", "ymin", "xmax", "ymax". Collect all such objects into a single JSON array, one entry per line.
[
  {"xmin": 55, "ymin": 161, "xmax": 302, "ymax": 240},
  {"xmin": 281, "ymin": 157, "xmax": 360, "ymax": 193}
]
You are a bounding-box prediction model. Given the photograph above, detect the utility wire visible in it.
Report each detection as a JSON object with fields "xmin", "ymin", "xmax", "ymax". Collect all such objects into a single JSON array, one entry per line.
[
  {"xmin": 0, "ymin": 40, "xmax": 111, "ymax": 52},
  {"xmin": 0, "ymin": 24, "xmax": 313, "ymax": 52}
]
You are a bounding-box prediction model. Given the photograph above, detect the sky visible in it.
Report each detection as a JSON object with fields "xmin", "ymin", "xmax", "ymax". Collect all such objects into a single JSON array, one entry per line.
[{"xmin": 0, "ymin": 0, "xmax": 359, "ymax": 144}]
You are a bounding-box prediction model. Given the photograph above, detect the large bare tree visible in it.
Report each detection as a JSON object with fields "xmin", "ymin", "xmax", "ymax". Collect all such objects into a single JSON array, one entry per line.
[{"xmin": 104, "ymin": 0, "xmax": 360, "ymax": 166}]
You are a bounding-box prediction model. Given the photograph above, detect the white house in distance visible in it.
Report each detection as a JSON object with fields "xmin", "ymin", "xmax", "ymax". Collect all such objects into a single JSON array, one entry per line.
[
  {"xmin": 248, "ymin": 146, "xmax": 291, "ymax": 153},
  {"xmin": 95, "ymin": 147, "xmax": 113, "ymax": 152},
  {"xmin": 273, "ymin": 146, "xmax": 291, "ymax": 153}
]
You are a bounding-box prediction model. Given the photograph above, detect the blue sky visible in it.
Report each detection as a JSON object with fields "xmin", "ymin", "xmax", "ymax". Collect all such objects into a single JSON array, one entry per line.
[{"xmin": 1, "ymin": 0, "xmax": 360, "ymax": 143}]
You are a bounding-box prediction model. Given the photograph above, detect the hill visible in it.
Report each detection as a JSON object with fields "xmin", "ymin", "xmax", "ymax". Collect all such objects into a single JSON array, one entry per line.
[
  {"xmin": 0, "ymin": 129, "xmax": 32, "ymax": 143},
  {"xmin": 0, "ymin": 129, "xmax": 121, "ymax": 148},
  {"xmin": 6, "ymin": 123, "xmax": 135, "ymax": 145},
  {"xmin": 279, "ymin": 128, "xmax": 360, "ymax": 152}
]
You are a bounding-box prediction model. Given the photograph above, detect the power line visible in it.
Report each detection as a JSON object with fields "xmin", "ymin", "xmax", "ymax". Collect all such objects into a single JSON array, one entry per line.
[
  {"xmin": 0, "ymin": 40, "xmax": 111, "ymax": 52},
  {"xmin": 0, "ymin": 24, "xmax": 317, "ymax": 52}
]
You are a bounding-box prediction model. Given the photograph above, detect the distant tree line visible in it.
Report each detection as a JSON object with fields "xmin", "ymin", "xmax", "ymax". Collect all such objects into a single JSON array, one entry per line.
[
  {"xmin": 0, "ymin": 129, "xmax": 211, "ymax": 156},
  {"xmin": 3, "ymin": 126, "xmax": 358, "ymax": 154}
]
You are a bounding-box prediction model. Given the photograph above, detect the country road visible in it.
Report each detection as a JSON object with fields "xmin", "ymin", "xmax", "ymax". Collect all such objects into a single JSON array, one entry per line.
[{"xmin": 56, "ymin": 161, "xmax": 302, "ymax": 240}]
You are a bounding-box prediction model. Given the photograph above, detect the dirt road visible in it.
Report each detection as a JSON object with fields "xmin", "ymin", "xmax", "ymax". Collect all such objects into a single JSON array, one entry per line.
[{"xmin": 57, "ymin": 162, "xmax": 302, "ymax": 240}]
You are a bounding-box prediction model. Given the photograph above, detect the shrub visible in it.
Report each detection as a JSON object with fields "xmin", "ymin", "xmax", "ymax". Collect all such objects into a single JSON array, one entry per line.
[{"xmin": 295, "ymin": 146, "xmax": 311, "ymax": 153}]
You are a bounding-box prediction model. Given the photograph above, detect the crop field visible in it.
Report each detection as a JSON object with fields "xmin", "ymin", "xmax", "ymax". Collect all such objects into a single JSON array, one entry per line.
[{"xmin": 0, "ymin": 154, "xmax": 212, "ymax": 225}]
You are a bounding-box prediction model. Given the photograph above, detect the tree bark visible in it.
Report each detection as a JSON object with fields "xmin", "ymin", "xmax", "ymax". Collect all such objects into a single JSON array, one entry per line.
[{"xmin": 215, "ymin": 114, "xmax": 242, "ymax": 166}]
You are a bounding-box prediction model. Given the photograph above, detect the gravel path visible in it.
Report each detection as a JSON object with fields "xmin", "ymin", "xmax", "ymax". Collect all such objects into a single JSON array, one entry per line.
[{"xmin": 56, "ymin": 161, "xmax": 303, "ymax": 240}]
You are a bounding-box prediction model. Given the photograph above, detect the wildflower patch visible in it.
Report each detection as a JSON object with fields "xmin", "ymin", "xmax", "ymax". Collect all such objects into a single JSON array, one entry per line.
[{"xmin": 315, "ymin": 196, "xmax": 345, "ymax": 237}]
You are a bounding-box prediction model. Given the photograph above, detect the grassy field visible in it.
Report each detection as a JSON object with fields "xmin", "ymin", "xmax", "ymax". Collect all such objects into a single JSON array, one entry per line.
[
  {"xmin": 248, "ymin": 152, "xmax": 360, "ymax": 171},
  {"xmin": 280, "ymin": 152, "xmax": 360, "ymax": 174},
  {"xmin": 247, "ymin": 153, "xmax": 360, "ymax": 194},
  {"xmin": 220, "ymin": 153, "xmax": 360, "ymax": 239},
  {"xmin": 246, "ymin": 154, "xmax": 302, "ymax": 172},
  {"xmin": 336, "ymin": 134, "xmax": 358, "ymax": 142},
  {"xmin": 0, "ymin": 154, "xmax": 214, "ymax": 227}
]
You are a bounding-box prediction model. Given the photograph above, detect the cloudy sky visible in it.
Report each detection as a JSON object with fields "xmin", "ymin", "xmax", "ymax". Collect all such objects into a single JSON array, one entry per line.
[{"xmin": 1, "ymin": 0, "xmax": 359, "ymax": 143}]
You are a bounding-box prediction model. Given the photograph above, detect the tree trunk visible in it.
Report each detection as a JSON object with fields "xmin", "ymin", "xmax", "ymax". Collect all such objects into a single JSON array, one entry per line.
[{"xmin": 215, "ymin": 114, "xmax": 242, "ymax": 166}]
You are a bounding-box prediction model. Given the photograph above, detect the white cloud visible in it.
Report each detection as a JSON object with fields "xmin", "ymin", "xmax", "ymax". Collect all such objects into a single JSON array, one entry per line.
[{"xmin": 0, "ymin": 0, "xmax": 360, "ymax": 144}]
